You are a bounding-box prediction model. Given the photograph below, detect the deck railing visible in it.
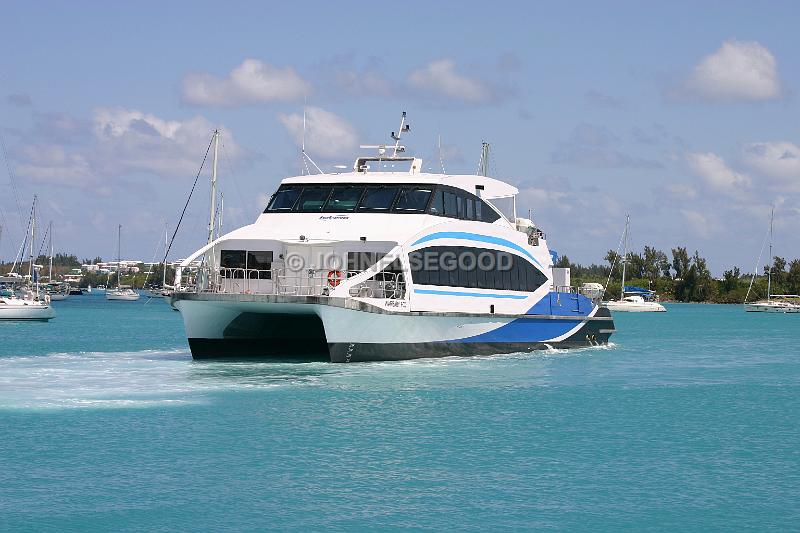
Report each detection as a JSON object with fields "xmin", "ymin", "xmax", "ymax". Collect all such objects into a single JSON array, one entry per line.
[{"xmin": 188, "ymin": 264, "xmax": 405, "ymax": 300}]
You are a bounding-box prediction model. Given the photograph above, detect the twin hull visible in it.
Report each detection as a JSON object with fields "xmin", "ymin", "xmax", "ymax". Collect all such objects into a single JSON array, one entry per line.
[{"xmin": 174, "ymin": 293, "xmax": 614, "ymax": 363}]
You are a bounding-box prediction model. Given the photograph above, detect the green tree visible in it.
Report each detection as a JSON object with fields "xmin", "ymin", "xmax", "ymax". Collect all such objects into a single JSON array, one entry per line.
[
  {"xmin": 722, "ymin": 267, "xmax": 741, "ymax": 293},
  {"xmin": 671, "ymin": 247, "xmax": 690, "ymax": 279}
]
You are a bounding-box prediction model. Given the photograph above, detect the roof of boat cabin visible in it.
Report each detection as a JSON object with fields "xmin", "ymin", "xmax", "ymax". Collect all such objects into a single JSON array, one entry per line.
[{"xmin": 280, "ymin": 172, "xmax": 519, "ymax": 200}]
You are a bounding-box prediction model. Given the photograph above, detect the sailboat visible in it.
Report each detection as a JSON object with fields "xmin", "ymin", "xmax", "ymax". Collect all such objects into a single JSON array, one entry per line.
[
  {"xmin": 602, "ymin": 215, "xmax": 666, "ymax": 312},
  {"xmin": 106, "ymin": 224, "xmax": 140, "ymax": 301},
  {"xmin": 744, "ymin": 207, "xmax": 800, "ymax": 313},
  {"xmin": 0, "ymin": 196, "xmax": 56, "ymax": 320},
  {"xmin": 43, "ymin": 221, "xmax": 70, "ymax": 301}
]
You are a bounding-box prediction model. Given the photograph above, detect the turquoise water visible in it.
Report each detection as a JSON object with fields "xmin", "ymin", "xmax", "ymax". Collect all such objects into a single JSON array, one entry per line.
[{"xmin": 1, "ymin": 295, "xmax": 798, "ymax": 530}]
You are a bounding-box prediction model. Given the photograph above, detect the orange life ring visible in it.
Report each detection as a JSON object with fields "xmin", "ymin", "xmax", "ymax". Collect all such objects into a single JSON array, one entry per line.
[{"xmin": 327, "ymin": 270, "xmax": 343, "ymax": 287}]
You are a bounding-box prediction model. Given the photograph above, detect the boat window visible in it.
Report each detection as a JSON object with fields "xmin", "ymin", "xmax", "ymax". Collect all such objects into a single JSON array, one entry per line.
[
  {"xmin": 394, "ymin": 187, "xmax": 432, "ymax": 212},
  {"xmin": 247, "ymin": 251, "xmax": 273, "ymax": 279},
  {"xmin": 265, "ymin": 186, "xmax": 301, "ymax": 212},
  {"xmin": 220, "ymin": 250, "xmax": 246, "ymax": 278},
  {"xmin": 324, "ymin": 186, "xmax": 364, "ymax": 212},
  {"xmin": 443, "ymin": 191, "xmax": 458, "ymax": 217},
  {"xmin": 466, "ymin": 198, "xmax": 474, "ymax": 220},
  {"xmin": 294, "ymin": 186, "xmax": 333, "ymax": 212},
  {"xmin": 429, "ymin": 190, "xmax": 444, "ymax": 215},
  {"xmin": 408, "ymin": 246, "xmax": 547, "ymax": 292},
  {"xmin": 358, "ymin": 186, "xmax": 399, "ymax": 211}
]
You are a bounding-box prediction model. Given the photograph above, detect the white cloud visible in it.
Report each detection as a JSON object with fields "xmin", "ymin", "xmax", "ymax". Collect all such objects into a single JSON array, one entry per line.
[
  {"xmin": 407, "ymin": 59, "xmax": 493, "ymax": 103},
  {"xmin": 681, "ymin": 209, "xmax": 719, "ymax": 239},
  {"xmin": 182, "ymin": 59, "xmax": 311, "ymax": 106},
  {"xmin": 278, "ymin": 106, "xmax": 358, "ymax": 160},
  {"xmin": 686, "ymin": 152, "xmax": 751, "ymax": 192},
  {"xmin": 742, "ymin": 141, "xmax": 800, "ymax": 184},
  {"xmin": 13, "ymin": 108, "xmax": 246, "ymax": 188},
  {"xmin": 680, "ymin": 41, "xmax": 782, "ymax": 102}
]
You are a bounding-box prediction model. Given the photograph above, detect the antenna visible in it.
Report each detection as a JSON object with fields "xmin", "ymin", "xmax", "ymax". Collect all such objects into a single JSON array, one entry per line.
[
  {"xmin": 437, "ymin": 134, "xmax": 446, "ymax": 174},
  {"xmin": 389, "ymin": 111, "xmax": 410, "ymax": 157},
  {"xmin": 299, "ymin": 104, "xmax": 323, "ymax": 175},
  {"xmin": 477, "ymin": 142, "xmax": 490, "ymax": 177}
]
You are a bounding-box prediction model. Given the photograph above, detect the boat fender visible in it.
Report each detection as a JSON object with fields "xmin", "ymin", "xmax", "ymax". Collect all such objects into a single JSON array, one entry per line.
[{"xmin": 327, "ymin": 270, "xmax": 343, "ymax": 287}]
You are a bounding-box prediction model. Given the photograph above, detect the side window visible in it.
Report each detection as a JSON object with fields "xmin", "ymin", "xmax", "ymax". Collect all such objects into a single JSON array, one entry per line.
[
  {"xmin": 247, "ymin": 251, "xmax": 273, "ymax": 279},
  {"xmin": 394, "ymin": 188, "xmax": 432, "ymax": 212},
  {"xmin": 428, "ymin": 190, "xmax": 444, "ymax": 215},
  {"xmin": 409, "ymin": 246, "xmax": 547, "ymax": 292},
  {"xmin": 479, "ymin": 200, "xmax": 501, "ymax": 223},
  {"xmin": 443, "ymin": 191, "xmax": 458, "ymax": 217},
  {"xmin": 220, "ymin": 250, "xmax": 246, "ymax": 278},
  {"xmin": 466, "ymin": 198, "xmax": 475, "ymax": 220}
]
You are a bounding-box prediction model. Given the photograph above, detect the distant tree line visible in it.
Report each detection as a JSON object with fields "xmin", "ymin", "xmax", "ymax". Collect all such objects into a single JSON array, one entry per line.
[{"xmin": 557, "ymin": 246, "xmax": 800, "ymax": 303}]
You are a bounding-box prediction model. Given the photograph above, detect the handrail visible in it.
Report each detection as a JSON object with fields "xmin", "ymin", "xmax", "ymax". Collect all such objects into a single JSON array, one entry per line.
[{"xmin": 194, "ymin": 265, "xmax": 406, "ymax": 300}]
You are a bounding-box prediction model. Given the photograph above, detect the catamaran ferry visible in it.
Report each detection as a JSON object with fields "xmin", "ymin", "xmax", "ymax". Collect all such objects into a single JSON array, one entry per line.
[{"xmin": 172, "ymin": 115, "xmax": 615, "ymax": 362}]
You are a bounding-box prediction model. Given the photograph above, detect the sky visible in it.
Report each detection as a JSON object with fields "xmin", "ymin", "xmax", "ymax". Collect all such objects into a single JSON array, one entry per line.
[{"xmin": 1, "ymin": 1, "xmax": 799, "ymax": 274}]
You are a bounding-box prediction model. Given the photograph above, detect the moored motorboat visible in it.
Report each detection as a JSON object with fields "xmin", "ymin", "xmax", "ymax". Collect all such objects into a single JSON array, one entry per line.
[{"xmin": 171, "ymin": 118, "xmax": 615, "ymax": 362}]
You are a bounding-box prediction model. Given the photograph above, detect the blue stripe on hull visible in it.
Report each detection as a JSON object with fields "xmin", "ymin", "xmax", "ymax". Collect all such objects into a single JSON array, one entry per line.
[
  {"xmin": 455, "ymin": 316, "xmax": 583, "ymax": 343},
  {"xmin": 411, "ymin": 231, "xmax": 543, "ymax": 268}
]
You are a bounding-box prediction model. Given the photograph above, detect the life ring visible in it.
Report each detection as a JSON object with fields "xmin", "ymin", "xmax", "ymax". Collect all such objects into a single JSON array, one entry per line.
[{"xmin": 327, "ymin": 270, "xmax": 343, "ymax": 287}]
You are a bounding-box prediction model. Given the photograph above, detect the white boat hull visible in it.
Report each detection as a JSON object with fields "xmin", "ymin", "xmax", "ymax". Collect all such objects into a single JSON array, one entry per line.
[
  {"xmin": 0, "ymin": 298, "xmax": 56, "ymax": 320},
  {"xmin": 173, "ymin": 293, "xmax": 615, "ymax": 362},
  {"xmin": 744, "ymin": 302, "xmax": 800, "ymax": 313},
  {"xmin": 48, "ymin": 293, "xmax": 70, "ymax": 301},
  {"xmin": 603, "ymin": 300, "xmax": 666, "ymax": 312},
  {"xmin": 106, "ymin": 290, "xmax": 140, "ymax": 301}
]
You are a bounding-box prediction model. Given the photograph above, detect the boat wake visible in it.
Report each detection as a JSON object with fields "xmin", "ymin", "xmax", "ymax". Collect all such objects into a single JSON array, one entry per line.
[{"xmin": 0, "ymin": 348, "xmax": 328, "ymax": 411}]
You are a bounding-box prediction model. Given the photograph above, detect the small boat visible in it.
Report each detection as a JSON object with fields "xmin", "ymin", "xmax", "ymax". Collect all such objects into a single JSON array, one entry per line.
[
  {"xmin": 69, "ymin": 287, "xmax": 84, "ymax": 295},
  {"xmin": 45, "ymin": 283, "xmax": 71, "ymax": 301},
  {"xmin": 0, "ymin": 197, "xmax": 56, "ymax": 321},
  {"xmin": 605, "ymin": 294, "xmax": 666, "ymax": 312},
  {"xmin": 106, "ymin": 286, "xmax": 140, "ymax": 301},
  {"xmin": 744, "ymin": 207, "xmax": 800, "ymax": 313},
  {"xmin": 602, "ymin": 215, "xmax": 666, "ymax": 312},
  {"xmin": 0, "ymin": 293, "xmax": 55, "ymax": 320},
  {"xmin": 106, "ymin": 224, "xmax": 140, "ymax": 301}
]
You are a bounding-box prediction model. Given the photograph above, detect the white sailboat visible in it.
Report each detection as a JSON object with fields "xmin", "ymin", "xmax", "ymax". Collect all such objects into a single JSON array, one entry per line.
[
  {"xmin": 0, "ymin": 196, "xmax": 55, "ymax": 321},
  {"xmin": 602, "ymin": 215, "xmax": 666, "ymax": 313},
  {"xmin": 106, "ymin": 224, "xmax": 140, "ymax": 301},
  {"xmin": 744, "ymin": 207, "xmax": 800, "ymax": 313},
  {"xmin": 43, "ymin": 221, "xmax": 70, "ymax": 301}
]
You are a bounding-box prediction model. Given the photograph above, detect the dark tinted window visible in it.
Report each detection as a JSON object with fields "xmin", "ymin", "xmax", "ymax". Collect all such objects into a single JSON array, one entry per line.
[
  {"xmin": 265, "ymin": 186, "xmax": 300, "ymax": 212},
  {"xmin": 220, "ymin": 249, "xmax": 246, "ymax": 278},
  {"xmin": 429, "ymin": 190, "xmax": 444, "ymax": 215},
  {"xmin": 443, "ymin": 191, "xmax": 458, "ymax": 217},
  {"xmin": 294, "ymin": 186, "xmax": 332, "ymax": 212},
  {"xmin": 324, "ymin": 186, "xmax": 364, "ymax": 212},
  {"xmin": 394, "ymin": 188, "xmax": 432, "ymax": 212},
  {"xmin": 425, "ymin": 185, "xmax": 502, "ymax": 224},
  {"xmin": 358, "ymin": 187, "xmax": 399, "ymax": 211},
  {"xmin": 409, "ymin": 246, "xmax": 547, "ymax": 292},
  {"xmin": 247, "ymin": 251, "xmax": 273, "ymax": 279}
]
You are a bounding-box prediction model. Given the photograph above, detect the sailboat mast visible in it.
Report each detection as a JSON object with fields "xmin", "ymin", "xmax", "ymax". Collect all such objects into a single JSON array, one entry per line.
[
  {"xmin": 48, "ymin": 221, "xmax": 53, "ymax": 282},
  {"xmin": 29, "ymin": 196, "xmax": 36, "ymax": 283},
  {"xmin": 162, "ymin": 223, "xmax": 168, "ymax": 287},
  {"xmin": 117, "ymin": 224, "xmax": 121, "ymax": 288},
  {"xmin": 620, "ymin": 214, "xmax": 629, "ymax": 300},
  {"xmin": 767, "ymin": 206, "xmax": 774, "ymax": 301},
  {"xmin": 207, "ymin": 130, "xmax": 219, "ymax": 246}
]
